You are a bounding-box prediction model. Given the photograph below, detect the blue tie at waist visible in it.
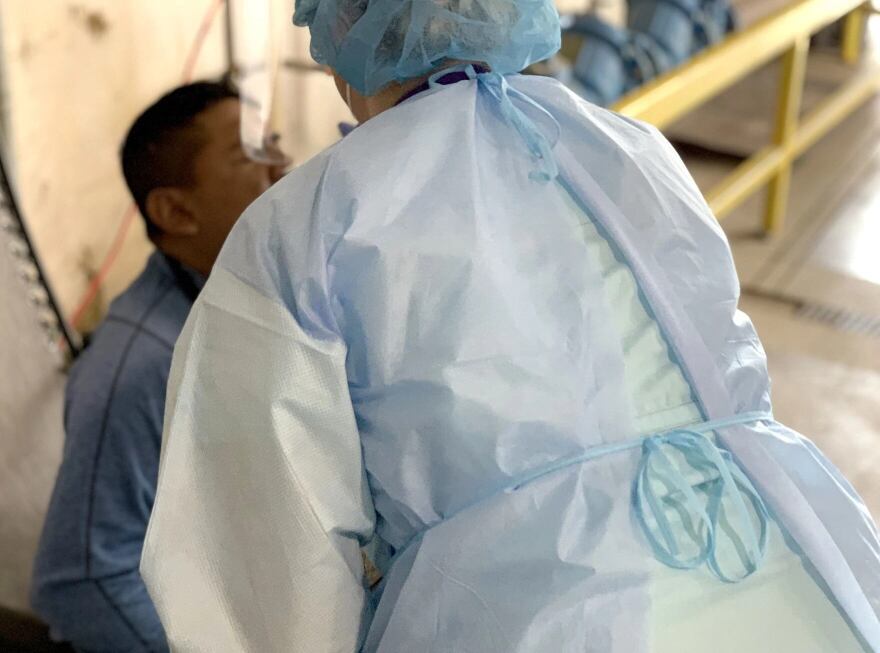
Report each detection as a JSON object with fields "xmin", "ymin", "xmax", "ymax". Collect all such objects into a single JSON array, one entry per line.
[
  {"xmin": 634, "ymin": 419, "xmax": 770, "ymax": 583},
  {"xmin": 397, "ymin": 411, "xmax": 772, "ymax": 583}
]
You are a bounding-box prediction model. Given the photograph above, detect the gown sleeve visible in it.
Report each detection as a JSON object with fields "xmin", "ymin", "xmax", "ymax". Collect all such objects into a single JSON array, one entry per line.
[{"xmin": 140, "ymin": 265, "xmax": 375, "ymax": 653}]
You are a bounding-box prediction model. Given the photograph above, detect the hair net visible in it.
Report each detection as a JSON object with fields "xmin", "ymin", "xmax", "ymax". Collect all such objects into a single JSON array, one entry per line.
[{"xmin": 294, "ymin": 0, "xmax": 562, "ymax": 95}]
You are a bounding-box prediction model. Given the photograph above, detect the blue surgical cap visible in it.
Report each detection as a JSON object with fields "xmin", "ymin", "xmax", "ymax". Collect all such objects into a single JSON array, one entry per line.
[{"xmin": 294, "ymin": 0, "xmax": 562, "ymax": 95}]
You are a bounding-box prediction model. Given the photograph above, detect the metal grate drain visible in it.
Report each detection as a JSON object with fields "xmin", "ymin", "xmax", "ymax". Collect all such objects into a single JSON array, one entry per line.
[{"xmin": 742, "ymin": 287, "xmax": 880, "ymax": 339}]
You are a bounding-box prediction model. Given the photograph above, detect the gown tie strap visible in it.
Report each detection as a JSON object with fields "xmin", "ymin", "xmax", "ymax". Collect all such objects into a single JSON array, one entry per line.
[{"xmin": 428, "ymin": 65, "xmax": 561, "ymax": 183}]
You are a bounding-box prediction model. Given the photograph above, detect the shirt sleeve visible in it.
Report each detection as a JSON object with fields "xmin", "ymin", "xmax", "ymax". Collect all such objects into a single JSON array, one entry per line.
[{"xmin": 141, "ymin": 266, "xmax": 375, "ymax": 653}]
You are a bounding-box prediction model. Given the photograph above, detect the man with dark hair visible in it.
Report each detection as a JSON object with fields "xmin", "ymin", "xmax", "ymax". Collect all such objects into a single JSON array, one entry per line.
[{"xmin": 30, "ymin": 80, "xmax": 287, "ymax": 652}]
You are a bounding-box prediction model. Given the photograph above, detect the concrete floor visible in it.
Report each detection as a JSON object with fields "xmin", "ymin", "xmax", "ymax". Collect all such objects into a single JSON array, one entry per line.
[{"xmin": 678, "ymin": 45, "xmax": 880, "ymax": 519}]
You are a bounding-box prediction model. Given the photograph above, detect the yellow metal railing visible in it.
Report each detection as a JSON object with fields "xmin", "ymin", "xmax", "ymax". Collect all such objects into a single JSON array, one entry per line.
[{"xmin": 612, "ymin": 0, "xmax": 880, "ymax": 234}]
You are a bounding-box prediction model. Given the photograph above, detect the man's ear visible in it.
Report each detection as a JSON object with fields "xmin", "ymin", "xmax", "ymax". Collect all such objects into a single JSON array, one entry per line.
[{"xmin": 145, "ymin": 187, "xmax": 199, "ymax": 237}]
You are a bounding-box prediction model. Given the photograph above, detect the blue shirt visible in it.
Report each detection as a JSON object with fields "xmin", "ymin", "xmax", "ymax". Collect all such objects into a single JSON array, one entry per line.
[{"xmin": 32, "ymin": 252, "xmax": 201, "ymax": 652}]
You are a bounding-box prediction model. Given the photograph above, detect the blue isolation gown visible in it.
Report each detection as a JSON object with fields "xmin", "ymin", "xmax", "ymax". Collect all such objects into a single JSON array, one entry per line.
[
  {"xmin": 567, "ymin": 191, "xmax": 868, "ymax": 653},
  {"xmin": 141, "ymin": 74, "xmax": 880, "ymax": 652}
]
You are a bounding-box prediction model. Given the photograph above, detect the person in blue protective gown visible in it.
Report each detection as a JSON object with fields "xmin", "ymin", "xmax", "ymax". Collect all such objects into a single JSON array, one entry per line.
[{"xmin": 140, "ymin": 1, "xmax": 880, "ymax": 651}]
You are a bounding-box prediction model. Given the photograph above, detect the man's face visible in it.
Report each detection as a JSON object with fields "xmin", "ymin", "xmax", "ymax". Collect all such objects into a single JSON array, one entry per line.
[{"xmin": 186, "ymin": 98, "xmax": 286, "ymax": 267}]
